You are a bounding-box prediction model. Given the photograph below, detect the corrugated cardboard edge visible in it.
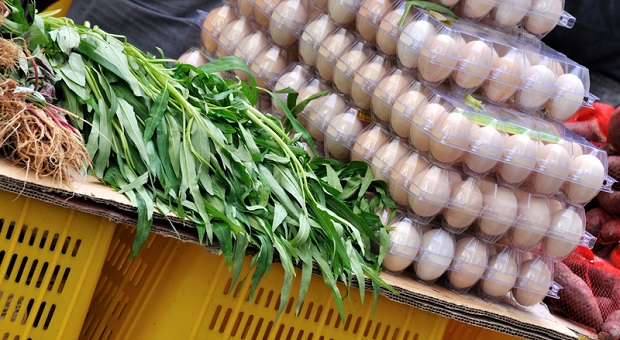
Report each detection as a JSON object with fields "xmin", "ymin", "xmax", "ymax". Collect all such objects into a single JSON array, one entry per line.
[{"xmin": 0, "ymin": 159, "xmax": 584, "ymax": 339}]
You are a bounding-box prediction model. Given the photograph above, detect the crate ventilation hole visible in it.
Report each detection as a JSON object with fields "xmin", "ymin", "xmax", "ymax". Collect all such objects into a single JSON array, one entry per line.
[
  {"xmin": 1, "ymin": 219, "xmax": 83, "ymax": 336},
  {"xmin": 206, "ymin": 278, "xmax": 418, "ymax": 340}
]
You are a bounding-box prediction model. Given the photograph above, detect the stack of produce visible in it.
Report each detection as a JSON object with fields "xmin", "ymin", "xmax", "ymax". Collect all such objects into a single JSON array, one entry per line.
[{"xmin": 196, "ymin": 0, "xmax": 618, "ymax": 323}]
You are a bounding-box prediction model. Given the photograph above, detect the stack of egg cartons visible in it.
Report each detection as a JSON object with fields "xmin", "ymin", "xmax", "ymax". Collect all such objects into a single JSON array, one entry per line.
[{"xmin": 196, "ymin": 0, "xmax": 616, "ymax": 310}]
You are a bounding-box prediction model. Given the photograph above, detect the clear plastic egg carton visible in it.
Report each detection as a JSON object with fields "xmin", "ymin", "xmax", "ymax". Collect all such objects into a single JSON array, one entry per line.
[
  {"xmin": 197, "ymin": 6, "xmax": 241, "ymax": 55},
  {"xmin": 270, "ymin": 63, "xmax": 318, "ymax": 117},
  {"xmin": 368, "ymin": 72, "xmax": 614, "ymax": 204},
  {"xmin": 298, "ymin": 13, "xmax": 339, "ymax": 67},
  {"xmin": 393, "ymin": 9, "xmax": 595, "ymax": 119},
  {"xmin": 380, "ymin": 215, "xmax": 561, "ymax": 309},
  {"xmin": 431, "ymin": 0, "xmax": 575, "ymax": 39}
]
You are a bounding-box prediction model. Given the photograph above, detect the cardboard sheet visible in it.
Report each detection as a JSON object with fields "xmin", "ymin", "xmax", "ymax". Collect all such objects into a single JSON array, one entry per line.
[{"xmin": 0, "ymin": 158, "xmax": 587, "ymax": 339}]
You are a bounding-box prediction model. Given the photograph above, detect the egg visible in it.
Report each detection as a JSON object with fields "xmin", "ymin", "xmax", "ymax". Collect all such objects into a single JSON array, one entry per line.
[
  {"xmin": 499, "ymin": 134, "xmax": 538, "ymax": 185},
  {"xmin": 178, "ymin": 49, "xmax": 208, "ymax": 67},
  {"xmin": 383, "ymin": 218, "xmax": 423, "ymax": 273},
  {"xmin": 272, "ymin": 65, "xmax": 311, "ymax": 103},
  {"xmin": 482, "ymin": 50, "xmax": 528, "ymax": 103},
  {"xmin": 255, "ymin": 0, "xmax": 283, "ymax": 28},
  {"xmin": 397, "ymin": 20, "xmax": 436, "ymax": 69},
  {"xmin": 370, "ymin": 139, "xmax": 409, "ymax": 183},
  {"xmin": 549, "ymin": 74, "xmax": 586, "ymax": 121},
  {"xmin": 443, "ymin": 177, "xmax": 483, "ymax": 230},
  {"xmin": 357, "ymin": 0, "xmax": 392, "ymax": 42},
  {"xmin": 305, "ymin": 92, "xmax": 348, "ymax": 141},
  {"xmin": 516, "ymin": 64, "xmax": 557, "ymax": 111},
  {"xmin": 250, "ymin": 46, "xmax": 288, "ymax": 89},
  {"xmin": 352, "ymin": 125, "xmax": 390, "ymax": 162},
  {"xmin": 269, "ymin": 0, "xmax": 308, "ymax": 47},
  {"xmin": 351, "ymin": 56, "xmax": 390, "ymax": 110},
  {"xmin": 513, "ymin": 258, "xmax": 552, "ymax": 307},
  {"xmin": 531, "ymin": 143, "xmax": 571, "ymax": 195},
  {"xmin": 565, "ymin": 154, "xmax": 605, "ymax": 204},
  {"xmin": 418, "ymin": 33, "xmax": 461, "ymax": 84},
  {"xmin": 435, "ymin": 0, "xmax": 458, "ymax": 6},
  {"xmin": 237, "ymin": 0, "xmax": 254, "ymax": 17},
  {"xmin": 316, "ymin": 29, "xmax": 356, "ymax": 82},
  {"xmin": 408, "ymin": 166, "xmax": 452, "ymax": 218},
  {"xmin": 452, "ymin": 40, "xmax": 495, "ymax": 90},
  {"xmin": 560, "ymin": 140, "xmax": 584, "ymax": 158},
  {"xmin": 477, "ymin": 184, "xmax": 518, "ymax": 241},
  {"xmin": 299, "ymin": 14, "xmax": 337, "ymax": 66},
  {"xmin": 493, "ymin": 0, "xmax": 533, "ymax": 28},
  {"xmin": 201, "ymin": 5, "xmax": 237, "ymax": 53},
  {"xmin": 298, "ymin": 79, "xmax": 330, "ymax": 136},
  {"xmin": 524, "ymin": 0, "xmax": 563, "ymax": 35},
  {"xmin": 464, "ymin": 124, "xmax": 504, "ymax": 174},
  {"xmin": 233, "ymin": 31, "xmax": 270, "ymax": 63},
  {"xmin": 448, "ymin": 236, "xmax": 489, "ymax": 290},
  {"xmin": 333, "ymin": 44, "xmax": 371, "ymax": 95},
  {"xmin": 388, "ymin": 152, "xmax": 430, "ymax": 206},
  {"xmin": 325, "ymin": 110, "xmax": 366, "ymax": 161},
  {"xmin": 460, "ymin": 0, "xmax": 499, "ymax": 19},
  {"xmin": 410, "ymin": 103, "xmax": 447, "ymax": 153},
  {"xmin": 328, "ymin": 0, "xmax": 359, "ymax": 25},
  {"xmin": 414, "ymin": 228, "xmax": 455, "ymax": 282},
  {"xmin": 480, "ymin": 248, "xmax": 519, "ymax": 299},
  {"xmin": 390, "ymin": 89, "xmax": 428, "ymax": 138},
  {"xmin": 376, "ymin": 6, "xmax": 405, "ymax": 56},
  {"xmin": 511, "ymin": 194, "xmax": 551, "ymax": 250},
  {"xmin": 429, "ymin": 110, "xmax": 471, "ymax": 164},
  {"xmin": 544, "ymin": 208, "xmax": 584, "ymax": 258},
  {"xmin": 217, "ymin": 17, "xmax": 254, "ymax": 57},
  {"xmin": 314, "ymin": 0, "xmax": 328, "ymax": 8},
  {"xmin": 372, "ymin": 70, "xmax": 415, "ymax": 123}
]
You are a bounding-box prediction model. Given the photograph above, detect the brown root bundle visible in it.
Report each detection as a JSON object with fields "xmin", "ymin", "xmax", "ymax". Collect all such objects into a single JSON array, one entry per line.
[
  {"xmin": 0, "ymin": 37, "xmax": 21, "ymax": 74},
  {"xmin": 0, "ymin": 78, "xmax": 91, "ymax": 183}
]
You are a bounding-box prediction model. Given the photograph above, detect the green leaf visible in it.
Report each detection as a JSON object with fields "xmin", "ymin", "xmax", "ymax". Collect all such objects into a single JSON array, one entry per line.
[
  {"xmin": 117, "ymin": 98, "xmax": 150, "ymax": 166},
  {"xmin": 249, "ymin": 234, "xmax": 274, "ymax": 303},
  {"xmin": 272, "ymin": 202, "xmax": 287, "ymax": 232},
  {"xmin": 289, "ymin": 213, "xmax": 310, "ymax": 248},
  {"xmin": 229, "ymin": 233, "xmax": 249, "ymax": 296},
  {"xmin": 50, "ymin": 26, "xmax": 81, "ymax": 54},
  {"xmin": 118, "ymin": 171, "xmax": 149, "ymax": 194},
  {"xmin": 143, "ymin": 86, "xmax": 169, "ymax": 142}
]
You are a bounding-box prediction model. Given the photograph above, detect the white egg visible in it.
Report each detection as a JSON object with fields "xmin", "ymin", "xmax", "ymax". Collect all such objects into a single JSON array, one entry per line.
[
  {"xmin": 511, "ymin": 194, "xmax": 551, "ymax": 250},
  {"xmin": 218, "ymin": 17, "xmax": 254, "ymax": 57},
  {"xmin": 516, "ymin": 64, "xmax": 557, "ymax": 111},
  {"xmin": 383, "ymin": 219, "xmax": 423, "ymax": 273},
  {"xmin": 477, "ymin": 184, "xmax": 518, "ymax": 240},
  {"xmin": 333, "ymin": 45, "xmax": 371, "ymax": 95},
  {"xmin": 414, "ymin": 228, "xmax": 455, "ymax": 282},
  {"xmin": 443, "ymin": 177, "xmax": 483, "ymax": 230},
  {"xmin": 269, "ymin": 0, "xmax": 309, "ymax": 47},
  {"xmin": 370, "ymin": 139, "xmax": 410, "ymax": 183},
  {"xmin": 299, "ymin": 14, "xmax": 337, "ymax": 66},
  {"xmin": 493, "ymin": 0, "xmax": 532, "ymax": 28},
  {"xmin": 408, "ymin": 166, "xmax": 452, "ymax": 218},
  {"xmin": 316, "ymin": 29, "xmax": 356, "ymax": 82},
  {"xmin": 524, "ymin": 0, "xmax": 563, "ymax": 35},
  {"xmin": 549, "ymin": 74, "xmax": 586, "ymax": 121},
  {"xmin": 483, "ymin": 51, "xmax": 528, "ymax": 103},
  {"xmin": 201, "ymin": 5, "xmax": 237, "ymax": 53},
  {"xmin": 513, "ymin": 258, "xmax": 552, "ymax": 307},
  {"xmin": 298, "ymin": 79, "xmax": 330, "ymax": 130},
  {"xmin": 565, "ymin": 154, "xmax": 605, "ymax": 204},
  {"xmin": 480, "ymin": 248, "xmax": 519, "ymax": 299},
  {"xmin": 328, "ymin": 0, "xmax": 359, "ymax": 25},
  {"xmin": 397, "ymin": 20, "xmax": 436, "ymax": 69},
  {"xmin": 461, "ymin": 0, "xmax": 499, "ymax": 19},
  {"xmin": 178, "ymin": 49, "xmax": 208, "ymax": 67},
  {"xmin": 376, "ymin": 7, "xmax": 405, "ymax": 56},
  {"xmin": 356, "ymin": 0, "xmax": 392, "ymax": 42},
  {"xmin": 448, "ymin": 236, "xmax": 489, "ymax": 290},
  {"xmin": 531, "ymin": 143, "xmax": 571, "ymax": 195},
  {"xmin": 388, "ymin": 152, "xmax": 430, "ymax": 206},
  {"xmin": 305, "ymin": 93, "xmax": 348, "ymax": 141},
  {"xmin": 453, "ymin": 40, "xmax": 495, "ymax": 90},
  {"xmin": 560, "ymin": 140, "xmax": 584, "ymax": 158},
  {"xmin": 410, "ymin": 103, "xmax": 447, "ymax": 153},
  {"xmin": 464, "ymin": 124, "xmax": 504, "ymax": 174},
  {"xmin": 255, "ymin": 0, "xmax": 284, "ymax": 28},
  {"xmin": 372, "ymin": 71, "xmax": 415, "ymax": 122},
  {"xmin": 544, "ymin": 208, "xmax": 584, "ymax": 258},
  {"xmin": 418, "ymin": 34, "xmax": 461, "ymax": 84},
  {"xmin": 390, "ymin": 89, "xmax": 428, "ymax": 138},
  {"xmin": 429, "ymin": 110, "xmax": 471, "ymax": 164},
  {"xmin": 352, "ymin": 125, "xmax": 390, "ymax": 162},
  {"xmin": 499, "ymin": 134, "xmax": 538, "ymax": 185},
  {"xmin": 351, "ymin": 57, "xmax": 390, "ymax": 110},
  {"xmin": 325, "ymin": 110, "xmax": 366, "ymax": 161},
  {"xmin": 271, "ymin": 66, "xmax": 311, "ymax": 116},
  {"xmin": 233, "ymin": 31, "xmax": 270, "ymax": 63},
  {"xmin": 250, "ymin": 46, "xmax": 288, "ymax": 89}
]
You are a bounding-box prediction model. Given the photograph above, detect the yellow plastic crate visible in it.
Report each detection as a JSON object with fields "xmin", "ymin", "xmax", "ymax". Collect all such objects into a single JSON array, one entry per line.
[
  {"xmin": 81, "ymin": 225, "xmax": 451, "ymax": 340},
  {"xmin": 0, "ymin": 189, "xmax": 117, "ymax": 340}
]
